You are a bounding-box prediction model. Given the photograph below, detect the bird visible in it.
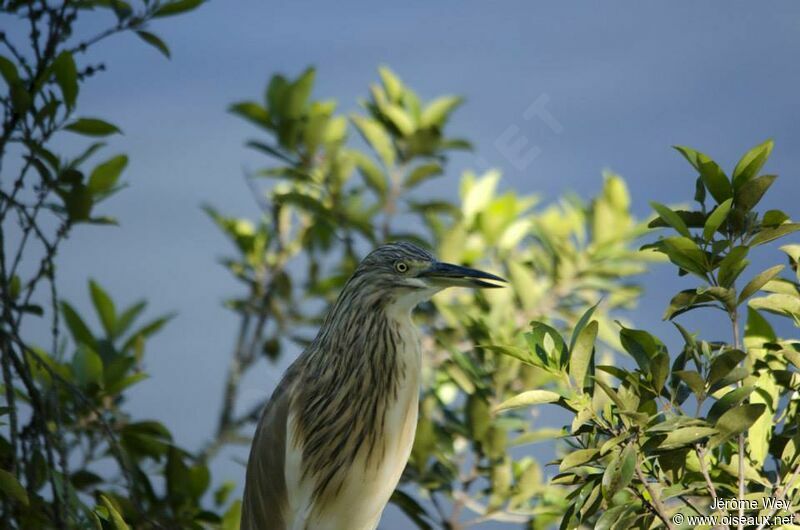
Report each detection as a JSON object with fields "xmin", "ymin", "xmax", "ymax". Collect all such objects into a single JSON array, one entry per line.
[{"xmin": 241, "ymin": 241, "xmax": 505, "ymax": 530}]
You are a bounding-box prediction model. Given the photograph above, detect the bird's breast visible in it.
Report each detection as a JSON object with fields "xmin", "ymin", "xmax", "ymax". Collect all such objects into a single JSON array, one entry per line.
[{"xmin": 284, "ymin": 314, "xmax": 422, "ymax": 530}]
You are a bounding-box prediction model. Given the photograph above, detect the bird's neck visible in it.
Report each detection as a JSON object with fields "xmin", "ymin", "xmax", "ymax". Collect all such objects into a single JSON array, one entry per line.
[
  {"xmin": 293, "ymin": 286, "xmax": 422, "ymax": 500},
  {"xmin": 314, "ymin": 287, "xmax": 417, "ymax": 361}
]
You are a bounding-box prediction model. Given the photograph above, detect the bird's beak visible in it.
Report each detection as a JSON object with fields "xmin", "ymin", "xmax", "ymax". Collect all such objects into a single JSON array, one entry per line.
[{"xmin": 419, "ymin": 262, "xmax": 507, "ymax": 288}]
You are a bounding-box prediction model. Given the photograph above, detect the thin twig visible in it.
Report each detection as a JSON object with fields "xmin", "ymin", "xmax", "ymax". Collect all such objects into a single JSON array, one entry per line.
[
  {"xmin": 634, "ymin": 457, "xmax": 676, "ymax": 530},
  {"xmin": 696, "ymin": 444, "xmax": 718, "ymax": 500}
]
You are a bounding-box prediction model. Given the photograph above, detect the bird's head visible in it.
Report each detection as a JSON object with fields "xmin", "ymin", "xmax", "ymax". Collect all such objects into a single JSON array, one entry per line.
[{"xmin": 351, "ymin": 241, "xmax": 506, "ymax": 312}]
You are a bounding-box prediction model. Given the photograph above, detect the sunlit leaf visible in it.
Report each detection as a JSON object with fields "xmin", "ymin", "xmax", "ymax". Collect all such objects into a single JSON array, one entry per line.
[
  {"xmin": 569, "ymin": 320, "xmax": 597, "ymax": 392},
  {"xmin": 732, "ymin": 138, "xmax": 773, "ymax": 190},
  {"xmin": 420, "ymin": 95, "xmax": 463, "ymax": 128},
  {"xmin": 702, "ymin": 198, "xmax": 732, "ymax": 240},
  {"xmin": 88, "ymin": 154, "xmax": 127, "ymax": 194},
  {"xmin": 738, "ymin": 264, "xmax": 785, "ymax": 304},
  {"xmin": 735, "ymin": 174, "xmax": 777, "ymax": 212},
  {"xmin": 351, "ymin": 115, "xmax": 395, "ymax": 168},
  {"xmin": 494, "ymin": 390, "xmax": 561, "ymax": 412}
]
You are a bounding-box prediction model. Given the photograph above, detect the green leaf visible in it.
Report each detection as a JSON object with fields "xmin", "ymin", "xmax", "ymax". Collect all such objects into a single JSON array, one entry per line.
[
  {"xmin": 65, "ymin": 118, "xmax": 122, "ymax": 137},
  {"xmin": 479, "ymin": 344, "xmax": 537, "ymax": 367},
  {"xmin": 60, "ymin": 301, "xmax": 95, "ymax": 346},
  {"xmin": 658, "ymin": 236, "xmax": 709, "ymax": 278},
  {"xmin": 420, "ymin": 95, "xmax": 463, "ymax": 128},
  {"xmin": 718, "ymin": 245, "xmax": 749, "ymax": 288},
  {"xmin": 378, "ymin": 66, "xmax": 404, "ymax": 101},
  {"xmin": 9, "ymin": 274, "xmax": 21, "ymax": 300},
  {"xmin": 698, "ymin": 285, "xmax": 736, "ymax": 312},
  {"xmin": 659, "ymin": 426, "xmax": 717, "ymax": 448},
  {"xmin": 735, "ymin": 174, "xmax": 777, "ymax": 212},
  {"xmin": 559, "ymin": 448, "xmax": 600, "ymax": 471},
  {"xmin": 105, "ymin": 372, "xmax": 148, "ymax": 395},
  {"xmin": 121, "ymin": 314, "xmax": 174, "ymax": 353},
  {"xmin": 569, "ymin": 320, "xmax": 597, "ymax": 392},
  {"xmin": 0, "ymin": 55, "xmax": 20, "ymax": 85},
  {"xmin": 88, "ymin": 154, "xmax": 127, "ymax": 194},
  {"xmin": 246, "ymin": 140, "xmax": 295, "ymax": 164},
  {"xmin": 135, "ymin": 30, "xmax": 171, "ymax": 58},
  {"xmin": 89, "ymin": 280, "xmax": 116, "ymax": 336},
  {"xmin": 570, "ymin": 303, "xmax": 599, "ymax": 352},
  {"xmin": 709, "ymin": 367, "xmax": 749, "ymax": 394},
  {"xmin": 651, "ymin": 351, "xmax": 670, "ymax": 392},
  {"xmin": 99, "ymin": 495, "xmax": 130, "ymax": 530},
  {"xmin": 618, "ymin": 444, "xmax": 636, "ymax": 489},
  {"xmin": 707, "ymin": 349, "xmax": 746, "ymax": 387},
  {"xmin": 404, "ymin": 162, "xmax": 442, "ymax": 188},
  {"xmin": 663, "ymin": 288, "xmax": 716, "ymax": 320},
  {"xmin": 494, "ymin": 390, "xmax": 561, "ymax": 412},
  {"xmin": 350, "ymin": 150, "xmax": 387, "ymax": 198},
  {"xmin": 287, "ymin": 67, "xmax": 315, "ymax": 119},
  {"xmin": 602, "ymin": 445, "xmax": 635, "ymax": 499},
  {"xmin": 52, "ymin": 51, "xmax": 78, "ymax": 108},
  {"xmin": 694, "ymin": 176, "xmax": 706, "ymax": 204},
  {"xmin": 674, "ymin": 145, "xmax": 703, "ymax": 171},
  {"xmin": 383, "ymin": 104, "xmax": 415, "ymax": 136},
  {"xmin": 782, "ymin": 349, "xmax": 800, "ymax": 370},
  {"xmin": 674, "ymin": 146, "xmax": 731, "ymax": 204},
  {"xmin": 594, "ymin": 505, "xmax": 628, "ymax": 530},
  {"xmin": 10, "ymin": 82, "xmax": 31, "ymax": 113},
  {"xmin": 708, "ymin": 386, "xmax": 754, "ymax": 423},
  {"xmin": 0, "ymin": 469, "xmax": 29, "ymax": 506},
  {"xmin": 749, "ymin": 293, "xmax": 800, "ymax": 318},
  {"xmin": 750, "ymin": 223, "xmax": 800, "ymax": 247},
  {"xmin": 650, "ymin": 202, "xmax": 691, "ymax": 237},
  {"xmin": 527, "ymin": 321, "xmax": 569, "ymax": 368},
  {"xmin": 228, "ymin": 101, "xmax": 269, "ymax": 127},
  {"xmin": 153, "ymin": 0, "xmax": 204, "ymax": 18},
  {"xmin": 390, "ymin": 490, "xmax": 433, "ymax": 530},
  {"xmin": 744, "ymin": 306, "xmax": 776, "ymax": 349},
  {"xmin": 674, "ymin": 370, "xmax": 705, "ymax": 397},
  {"xmin": 763, "ymin": 210, "xmax": 789, "ymax": 227},
  {"xmin": 647, "ymin": 209, "xmax": 707, "ymax": 229},
  {"xmin": 738, "ymin": 264, "xmax": 784, "ymax": 304},
  {"xmin": 619, "ymin": 327, "xmax": 662, "ymax": 372},
  {"xmin": 351, "ymin": 115, "xmax": 395, "ymax": 168},
  {"xmin": 698, "ymin": 159, "xmax": 732, "ymax": 204},
  {"xmin": 732, "ymin": 139, "xmax": 773, "ymax": 191},
  {"xmin": 710, "ymin": 403, "xmax": 766, "ymax": 448},
  {"xmin": 221, "ymin": 499, "xmax": 242, "ymax": 530},
  {"xmin": 702, "ymin": 198, "xmax": 732, "ymax": 240},
  {"xmin": 594, "ymin": 378, "xmax": 627, "ymax": 411},
  {"xmin": 72, "ymin": 345, "xmax": 103, "ymax": 387},
  {"xmin": 214, "ymin": 480, "xmax": 236, "ymax": 507}
]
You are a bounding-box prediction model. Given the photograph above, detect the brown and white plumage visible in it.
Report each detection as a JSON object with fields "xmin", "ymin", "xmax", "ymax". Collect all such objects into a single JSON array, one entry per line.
[{"xmin": 241, "ymin": 242, "xmax": 505, "ymax": 530}]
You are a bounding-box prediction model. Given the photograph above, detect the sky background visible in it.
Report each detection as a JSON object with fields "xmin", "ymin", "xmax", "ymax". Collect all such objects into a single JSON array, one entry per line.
[{"xmin": 9, "ymin": 1, "xmax": 800, "ymax": 528}]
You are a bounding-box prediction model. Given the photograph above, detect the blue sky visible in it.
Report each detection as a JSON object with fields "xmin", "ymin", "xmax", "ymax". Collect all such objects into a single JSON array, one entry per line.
[{"xmin": 12, "ymin": 1, "xmax": 800, "ymax": 528}]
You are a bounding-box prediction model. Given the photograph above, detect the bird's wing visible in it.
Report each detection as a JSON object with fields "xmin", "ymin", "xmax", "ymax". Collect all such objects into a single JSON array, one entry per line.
[{"xmin": 241, "ymin": 367, "xmax": 298, "ymax": 530}]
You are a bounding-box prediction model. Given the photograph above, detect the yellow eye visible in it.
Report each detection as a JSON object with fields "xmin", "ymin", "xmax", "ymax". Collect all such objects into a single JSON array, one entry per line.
[{"xmin": 395, "ymin": 261, "xmax": 409, "ymax": 273}]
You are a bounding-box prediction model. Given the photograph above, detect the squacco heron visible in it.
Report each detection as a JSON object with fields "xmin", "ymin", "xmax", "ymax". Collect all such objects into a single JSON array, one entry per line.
[{"xmin": 241, "ymin": 242, "xmax": 505, "ymax": 530}]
